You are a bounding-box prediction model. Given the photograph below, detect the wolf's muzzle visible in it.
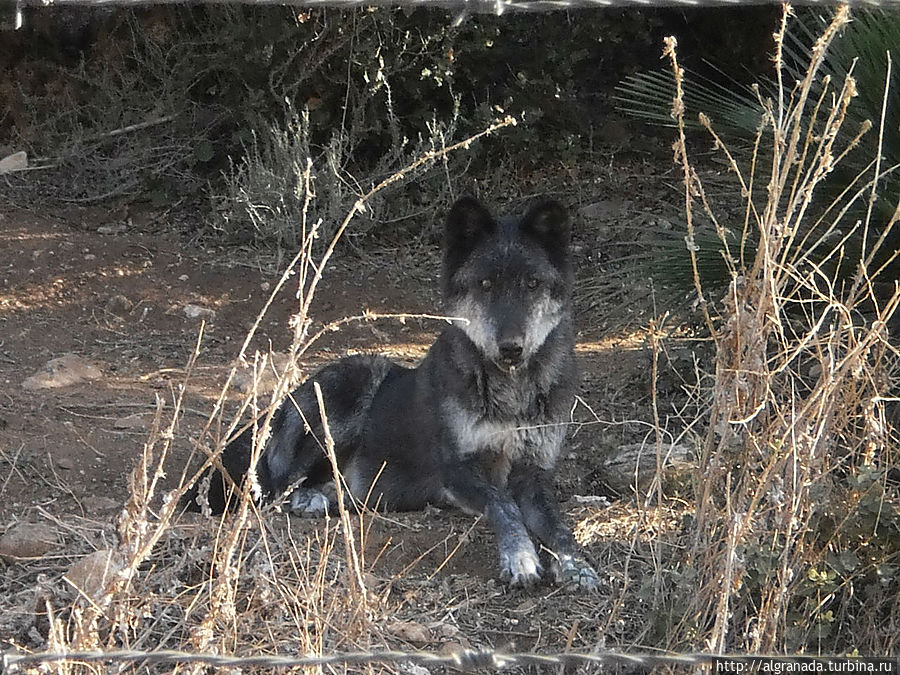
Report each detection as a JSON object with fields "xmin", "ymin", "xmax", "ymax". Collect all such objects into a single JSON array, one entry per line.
[{"xmin": 499, "ymin": 341, "xmax": 524, "ymax": 366}]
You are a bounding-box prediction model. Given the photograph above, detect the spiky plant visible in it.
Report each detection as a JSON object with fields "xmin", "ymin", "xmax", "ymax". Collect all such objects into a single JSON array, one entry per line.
[{"xmin": 612, "ymin": 8, "xmax": 900, "ymax": 306}]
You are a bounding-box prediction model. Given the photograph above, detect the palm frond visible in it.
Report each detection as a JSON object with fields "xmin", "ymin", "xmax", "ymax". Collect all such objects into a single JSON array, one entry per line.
[
  {"xmin": 613, "ymin": 68, "xmax": 765, "ymax": 137},
  {"xmin": 606, "ymin": 8, "xmax": 900, "ymax": 318}
]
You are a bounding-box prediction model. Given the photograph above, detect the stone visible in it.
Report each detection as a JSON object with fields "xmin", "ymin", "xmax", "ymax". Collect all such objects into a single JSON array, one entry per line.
[
  {"xmin": 64, "ymin": 549, "xmax": 120, "ymax": 601},
  {"xmin": 182, "ymin": 304, "xmax": 216, "ymax": 322},
  {"xmin": 22, "ymin": 354, "xmax": 103, "ymax": 389},
  {"xmin": 386, "ymin": 621, "xmax": 431, "ymax": 645},
  {"xmin": 83, "ymin": 496, "xmax": 120, "ymax": 515},
  {"xmin": 113, "ymin": 414, "xmax": 145, "ymax": 430},
  {"xmin": 0, "ymin": 523, "xmax": 59, "ymax": 562},
  {"xmin": 0, "ymin": 151, "xmax": 27, "ymax": 175}
]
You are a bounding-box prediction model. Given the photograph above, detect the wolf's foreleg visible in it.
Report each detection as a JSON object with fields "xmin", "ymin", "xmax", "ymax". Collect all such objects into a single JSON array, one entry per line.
[
  {"xmin": 442, "ymin": 465, "xmax": 542, "ymax": 588},
  {"xmin": 508, "ymin": 466, "xmax": 600, "ymax": 591}
]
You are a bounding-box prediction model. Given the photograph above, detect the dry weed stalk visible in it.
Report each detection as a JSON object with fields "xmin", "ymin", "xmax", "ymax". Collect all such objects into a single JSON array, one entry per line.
[
  {"xmin": 54, "ymin": 328, "xmax": 207, "ymax": 665},
  {"xmin": 666, "ymin": 6, "xmax": 900, "ymax": 653}
]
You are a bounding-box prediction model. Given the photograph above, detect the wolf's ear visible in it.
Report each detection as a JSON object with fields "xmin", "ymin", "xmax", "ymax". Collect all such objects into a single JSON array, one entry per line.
[
  {"xmin": 520, "ymin": 199, "xmax": 570, "ymax": 266},
  {"xmin": 444, "ymin": 196, "xmax": 496, "ymax": 267}
]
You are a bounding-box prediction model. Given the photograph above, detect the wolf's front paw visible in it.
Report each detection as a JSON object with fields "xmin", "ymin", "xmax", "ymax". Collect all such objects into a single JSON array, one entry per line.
[
  {"xmin": 551, "ymin": 554, "xmax": 601, "ymax": 592},
  {"xmin": 289, "ymin": 488, "xmax": 330, "ymax": 516},
  {"xmin": 499, "ymin": 543, "xmax": 543, "ymax": 588}
]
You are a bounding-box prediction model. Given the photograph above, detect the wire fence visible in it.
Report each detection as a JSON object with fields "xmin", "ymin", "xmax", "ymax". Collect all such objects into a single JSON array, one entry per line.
[
  {"xmin": 3, "ymin": 647, "xmax": 899, "ymax": 674},
  {"xmin": 6, "ymin": 0, "xmax": 898, "ymax": 39},
  {"xmin": 10, "ymin": 0, "xmax": 900, "ymax": 9},
  {"xmin": 4, "ymin": 0, "xmax": 898, "ymax": 35}
]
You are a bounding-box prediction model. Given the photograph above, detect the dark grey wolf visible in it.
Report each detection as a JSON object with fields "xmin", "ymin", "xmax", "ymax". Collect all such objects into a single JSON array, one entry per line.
[{"xmin": 185, "ymin": 196, "xmax": 598, "ymax": 590}]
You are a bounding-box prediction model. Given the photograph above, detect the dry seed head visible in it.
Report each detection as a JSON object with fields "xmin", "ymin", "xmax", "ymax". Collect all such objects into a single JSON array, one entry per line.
[{"xmin": 663, "ymin": 36, "xmax": 678, "ymax": 57}]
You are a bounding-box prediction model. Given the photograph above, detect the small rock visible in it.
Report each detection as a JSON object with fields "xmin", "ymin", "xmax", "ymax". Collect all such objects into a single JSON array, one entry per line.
[
  {"xmin": 105, "ymin": 294, "xmax": 133, "ymax": 316},
  {"xmin": 178, "ymin": 274, "xmax": 189, "ymax": 282},
  {"xmin": 601, "ymin": 442, "xmax": 694, "ymax": 492},
  {"xmin": 65, "ymin": 549, "xmax": 120, "ymax": 601},
  {"xmin": 0, "ymin": 151, "xmax": 27, "ymax": 175},
  {"xmin": 83, "ymin": 496, "xmax": 120, "ymax": 515},
  {"xmin": 0, "ymin": 523, "xmax": 59, "ymax": 562},
  {"xmin": 183, "ymin": 304, "xmax": 216, "ymax": 322},
  {"xmin": 577, "ymin": 199, "xmax": 628, "ymax": 222},
  {"xmin": 56, "ymin": 457, "xmax": 75, "ymax": 470},
  {"xmin": 260, "ymin": 281, "xmax": 271, "ymax": 291},
  {"xmin": 387, "ymin": 621, "xmax": 431, "ymax": 645},
  {"xmin": 113, "ymin": 413, "xmax": 145, "ymax": 430},
  {"xmin": 97, "ymin": 224, "xmax": 128, "ymax": 235},
  {"xmin": 22, "ymin": 354, "xmax": 103, "ymax": 390}
]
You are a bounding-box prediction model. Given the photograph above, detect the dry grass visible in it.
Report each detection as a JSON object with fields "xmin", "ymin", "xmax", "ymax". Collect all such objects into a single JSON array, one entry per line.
[{"xmin": 662, "ymin": 5, "xmax": 900, "ymax": 654}]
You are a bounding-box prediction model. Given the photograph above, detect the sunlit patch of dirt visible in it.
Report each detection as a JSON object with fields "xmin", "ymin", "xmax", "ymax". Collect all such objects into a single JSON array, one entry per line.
[{"xmin": 574, "ymin": 502, "xmax": 688, "ymax": 546}]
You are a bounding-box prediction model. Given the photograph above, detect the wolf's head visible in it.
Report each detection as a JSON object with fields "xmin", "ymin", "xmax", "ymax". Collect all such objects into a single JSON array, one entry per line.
[{"xmin": 442, "ymin": 197, "xmax": 572, "ymax": 372}]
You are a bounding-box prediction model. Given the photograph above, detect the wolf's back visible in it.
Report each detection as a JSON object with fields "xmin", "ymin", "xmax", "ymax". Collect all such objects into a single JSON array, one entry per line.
[{"xmin": 181, "ymin": 354, "xmax": 401, "ymax": 514}]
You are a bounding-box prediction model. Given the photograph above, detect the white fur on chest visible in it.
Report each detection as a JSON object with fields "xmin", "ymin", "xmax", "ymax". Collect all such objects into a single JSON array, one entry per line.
[{"xmin": 444, "ymin": 399, "xmax": 563, "ymax": 470}]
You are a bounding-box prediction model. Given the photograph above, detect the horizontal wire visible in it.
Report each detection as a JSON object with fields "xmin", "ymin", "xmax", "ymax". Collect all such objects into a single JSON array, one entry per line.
[
  {"xmin": 10, "ymin": 0, "xmax": 900, "ymax": 9},
  {"xmin": 4, "ymin": 647, "xmax": 898, "ymax": 674}
]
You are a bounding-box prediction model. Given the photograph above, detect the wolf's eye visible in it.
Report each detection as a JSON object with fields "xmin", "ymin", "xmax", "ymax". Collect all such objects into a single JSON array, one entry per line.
[
  {"xmin": 527, "ymin": 277, "xmax": 541, "ymax": 290},
  {"xmin": 480, "ymin": 278, "xmax": 493, "ymax": 291}
]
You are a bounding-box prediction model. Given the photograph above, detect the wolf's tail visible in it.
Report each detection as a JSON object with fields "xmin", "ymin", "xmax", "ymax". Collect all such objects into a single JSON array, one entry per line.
[
  {"xmin": 180, "ymin": 354, "xmax": 401, "ymax": 515},
  {"xmin": 179, "ymin": 421, "xmax": 263, "ymax": 514}
]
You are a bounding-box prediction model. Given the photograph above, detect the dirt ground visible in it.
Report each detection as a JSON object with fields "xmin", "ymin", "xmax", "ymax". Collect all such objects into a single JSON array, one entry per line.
[{"xmin": 0, "ymin": 195, "xmax": 680, "ymax": 663}]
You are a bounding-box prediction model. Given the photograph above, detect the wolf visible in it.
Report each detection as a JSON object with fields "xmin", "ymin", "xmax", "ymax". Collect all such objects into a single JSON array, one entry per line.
[{"xmin": 185, "ymin": 196, "xmax": 599, "ymax": 590}]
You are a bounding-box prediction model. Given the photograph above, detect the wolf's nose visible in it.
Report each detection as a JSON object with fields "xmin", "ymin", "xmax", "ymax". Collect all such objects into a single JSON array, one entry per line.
[{"xmin": 499, "ymin": 342, "xmax": 524, "ymax": 363}]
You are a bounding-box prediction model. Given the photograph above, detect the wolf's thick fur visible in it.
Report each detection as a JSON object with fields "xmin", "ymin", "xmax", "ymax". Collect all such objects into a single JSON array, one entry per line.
[{"xmin": 185, "ymin": 197, "xmax": 598, "ymax": 589}]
